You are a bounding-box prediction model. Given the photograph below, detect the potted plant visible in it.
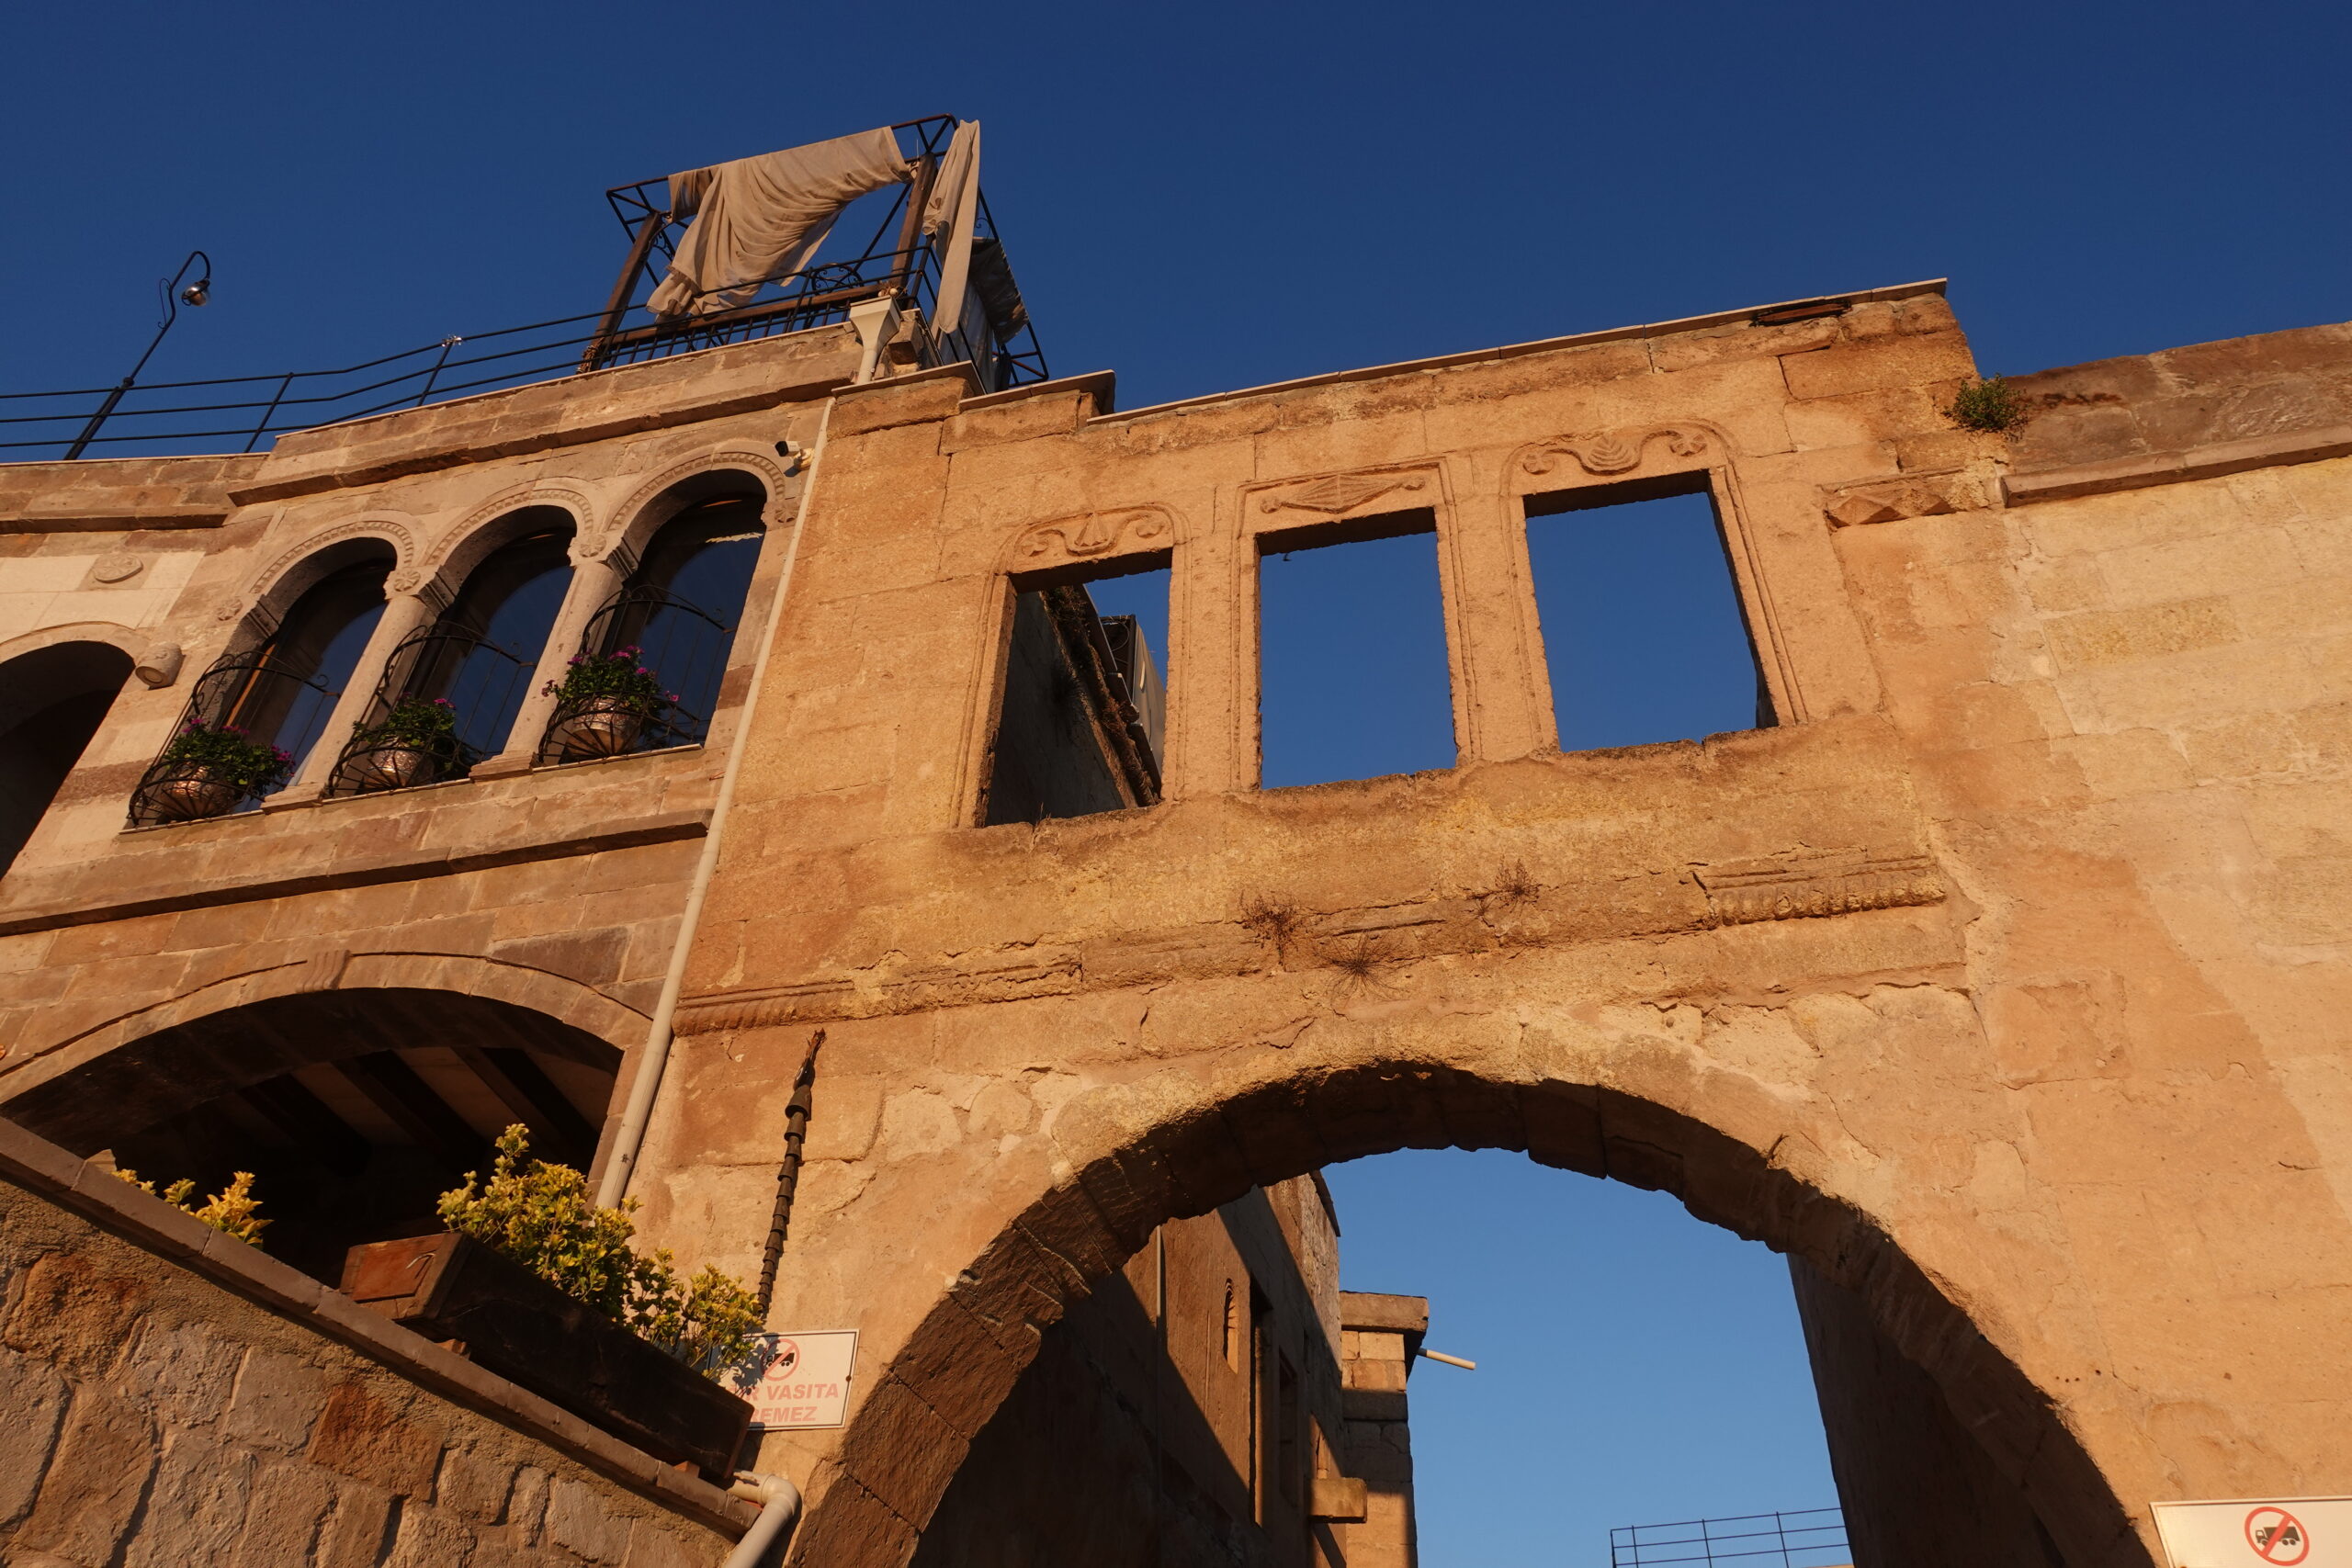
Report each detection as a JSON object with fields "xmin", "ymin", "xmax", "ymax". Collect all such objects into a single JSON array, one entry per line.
[
  {"xmin": 338, "ymin": 694, "xmax": 459, "ymax": 792},
  {"xmin": 341, "ymin": 1127, "xmax": 761, "ymax": 1475},
  {"xmin": 141, "ymin": 722, "xmax": 295, "ymax": 820},
  {"xmin": 541, "ymin": 646, "xmax": 673, "ymax": 760}
]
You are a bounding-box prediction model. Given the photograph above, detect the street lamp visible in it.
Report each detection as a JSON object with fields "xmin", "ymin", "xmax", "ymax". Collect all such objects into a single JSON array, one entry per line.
[{"xmin": 63, "ymin": 249, "xmax": 212, "ymax": 460}]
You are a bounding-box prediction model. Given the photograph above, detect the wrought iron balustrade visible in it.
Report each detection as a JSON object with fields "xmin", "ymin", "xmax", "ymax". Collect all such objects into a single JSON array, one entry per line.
[
  {"xmin": 536, "ymin": 586, "xmax": 731, "ymax": 766},
  {"xmin": 1609, "ymin": 1508, "xmax": 1849, "ymax": 1568},
  {"xmin": 128, "ymin": 653, "xmax": 340, "ymax": 825},
  {"xmin": 324, "ymin": 624, "xmax": 537, "ymax": 796}
]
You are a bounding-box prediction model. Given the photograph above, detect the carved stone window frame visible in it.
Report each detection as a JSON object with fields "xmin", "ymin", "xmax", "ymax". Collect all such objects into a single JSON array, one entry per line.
[{"xmin": 1504, "ymin": 423, "xmax": 1808, "ymax": 740}]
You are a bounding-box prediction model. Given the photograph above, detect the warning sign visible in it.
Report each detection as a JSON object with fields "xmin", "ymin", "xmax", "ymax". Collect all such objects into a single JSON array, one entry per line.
[
  {"xmin": 733, "ymin": 1330, "xmax": 858, "ymax": 1431},
  {"xmin": 2154, "ymin": 1497, "xmax": 2351, "ymax": 1568}
]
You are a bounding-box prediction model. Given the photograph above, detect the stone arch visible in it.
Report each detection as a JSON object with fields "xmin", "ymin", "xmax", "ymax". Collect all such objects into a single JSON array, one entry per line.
[
  {"xmin": 216, "ymin": 522, "xmax": 409, "ymax": 651},
  {"xmin": 0, "ymin": 618, "xmax": 147, "ymax": 667},
  {"xmin": 416, "ymin": 483, "xmax": 598, "ymax": 593},
  {"xmin": 598, "ymin": 448, "xmax": 796, "ymax": 570},
  {"xmin": 0, "ymin": 637, "xmax": 139, "ymax": 873},
  {"xmin": 789, "ymin": 1049, "xmax": 2142, "ymax": 1568},
  {"xmin": 0, "ymin": 977, "xmax": 630, "ymax": 1282}
]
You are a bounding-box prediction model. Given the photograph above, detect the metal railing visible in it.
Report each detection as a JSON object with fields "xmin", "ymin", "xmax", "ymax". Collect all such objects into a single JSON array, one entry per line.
[
  {"xmin": 127, "ymin": 652, "xmax": 340, "ymax": 825},
  {"xmin": 324, "ymin": 624, "xmax": 537, "ymax": 796},
  {"xmin": 1610, "ymin": 1508, "xmax": 1849, "ymax": 1568},
  {"xmin": 4, "ymin": 118, "xmax": 1046, "ymax": 461},
  {"xmin": 535, "ymin": 585, "xmax": 733, "ymax": 765}
]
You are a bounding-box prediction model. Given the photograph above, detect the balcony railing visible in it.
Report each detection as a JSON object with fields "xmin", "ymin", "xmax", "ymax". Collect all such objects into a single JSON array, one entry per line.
[
  {"xmin": 127, "ymin": 653, "xmax": 340, "ymax": 825},
  {"xmin": 324, "ymin": 625, "xmax": 537, "ymax": 797},
  {"xmin": 3, "ymin": 118, "xmax": 1046, "ymax": 462},
  {"xmin": 536, "ymin": 585, "xmax": 732, "ymax": 765},
  {"xmin": 1610, "ymin": 1508, "xmax": 1849, "ymax": 1568}
]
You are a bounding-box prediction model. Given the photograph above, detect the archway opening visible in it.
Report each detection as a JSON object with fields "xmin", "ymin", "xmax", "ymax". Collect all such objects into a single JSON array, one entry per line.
[
  {"xmin": 798, "ymin": 1068, "xmax": 2133, "ymax": 1568},
  {"xmin": 1, "ymin": 987, "xmax": 620, "ymax": 1283},
  {"xmin": 0, "ymin": 639, "xmax": 135, "ymax": 874}
]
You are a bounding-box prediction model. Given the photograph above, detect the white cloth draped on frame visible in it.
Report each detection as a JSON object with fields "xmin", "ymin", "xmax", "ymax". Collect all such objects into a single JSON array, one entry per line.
[
  {"xmin": 919, "ymin": 121, "xmax": 982, "ymax": 343},
  {"xmin": 647, "ymin": 127, "xmax": 908, "ymax": 320}
]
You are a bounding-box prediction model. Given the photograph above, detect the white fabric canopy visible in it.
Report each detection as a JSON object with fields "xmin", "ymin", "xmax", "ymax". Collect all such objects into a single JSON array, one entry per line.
[
  {"xmin": 647, "ymin": 127, "xmax": 908, "ymax": 320},
  {"xmin": 921, "ymin": 121, "xmax": 982, "ymax": 345}
]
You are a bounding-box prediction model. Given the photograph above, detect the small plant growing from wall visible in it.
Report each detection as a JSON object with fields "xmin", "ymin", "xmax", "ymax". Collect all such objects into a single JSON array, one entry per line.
[
  {"xmin": 1948, "ymin": 376, "xmax": 2032, "ymax": 434},
  {"xmin": 437, "ymin": 1125, "xmax": 761, "ymax": 1379},
  {"xmin": 115, "ymin": 1168, "xmax": 267, "ymax": 1247}
]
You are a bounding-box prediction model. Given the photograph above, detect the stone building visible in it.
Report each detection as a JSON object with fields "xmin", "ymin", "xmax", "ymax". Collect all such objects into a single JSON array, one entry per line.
[{"xmin": 3, "ymin": 125, "xmax": 2351, "ymax": 1568}]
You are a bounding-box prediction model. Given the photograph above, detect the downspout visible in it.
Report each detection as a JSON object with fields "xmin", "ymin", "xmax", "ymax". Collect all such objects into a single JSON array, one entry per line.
[
  {"xmin": 594, "ymin": 394, "xmax": 842, "ymax": 1209},
  {"xmin": 724, "ymin": 1472, "xmax": 805, "ymax": 1568}
]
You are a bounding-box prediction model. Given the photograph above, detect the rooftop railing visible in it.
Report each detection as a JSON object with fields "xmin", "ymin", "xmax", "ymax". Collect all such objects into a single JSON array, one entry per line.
[
  {"xmin": 1609, "ymin": 1507, "xmax": 1849, "ymax": 1568},
  {"xmin": 1, "ymin": 117, "xmax": 1046, "ymax": 462}
]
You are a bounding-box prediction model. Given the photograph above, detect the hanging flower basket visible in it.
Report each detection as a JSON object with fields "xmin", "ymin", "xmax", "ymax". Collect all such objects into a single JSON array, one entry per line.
[
  {"xmin": 539, "ymin": 647, "xmax": 674, "ymax": 762},
  {"xmin": 334, "ymin": 696, "xmax": 462, "ymax": 795},
  {"xmin": 131, "ymin": 724, "xmax": 294, "ymax": 823}
]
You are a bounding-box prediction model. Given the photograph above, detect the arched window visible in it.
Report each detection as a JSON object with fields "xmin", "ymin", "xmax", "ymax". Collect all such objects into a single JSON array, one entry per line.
[
  {"xmin": 330, "ymin": 516, "xmax": 574, "ymax": 794},
  {"xmin": 540, "ymin": 492, "xmax": 764, "ymax": 762},
  {"xmin": 0, "ymin": 641, "xmax": 136, "ymax": 874},
  {"xmin": 131, "ymin": 554, "xmax": 390, "ymax": 823}
]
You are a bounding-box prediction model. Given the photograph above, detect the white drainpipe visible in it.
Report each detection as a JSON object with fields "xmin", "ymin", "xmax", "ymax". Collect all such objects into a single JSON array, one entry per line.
[
  {"xmin": 594, "ymin": 392, "xmax": 842, "ymax": 1209},
  {"xmin": 723, "ymin": 1472, "xmax": 805, "ymax": 1568}
]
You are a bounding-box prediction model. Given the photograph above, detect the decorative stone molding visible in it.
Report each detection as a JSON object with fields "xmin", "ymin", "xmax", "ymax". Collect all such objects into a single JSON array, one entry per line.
[
  {"xmin": 88, "ymin": 553, "xmax": 143, "ymax": 585},
  {"xmin": 1821, "ymin": 469, "xmax": 1988, "ymax": 527},
  {"xmin": 1520, "ymin": 424, "xmax": 1710, "ymax": 479},
  {"xmin": 1692, "ymin": 847, "xmax": 1944, "ymax": 926},
  {"xmin": 418, "ymin": 482, "xmax": 600, "ymax": 582},
  {"xmin": 1009, "ymin": 504, "xmax": 1176, "ymax": 570},
  {"xmin": 1254, "ymin": 469, "xmax": 1431, "ymax": 518},
  {"xmin": 226, "ymin": 515, "xmax": 419, "ymax": 621},
  {"xmin": 601, "ymin": 447, "xmax": 797, "ymax": 560}
]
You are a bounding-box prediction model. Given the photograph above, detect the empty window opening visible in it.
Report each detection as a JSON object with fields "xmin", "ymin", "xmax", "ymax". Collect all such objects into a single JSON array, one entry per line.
[
  {"xmin": 1258, "ymin": 515, "xmax": 1454, "ymax": 788},
  {"xmin": 1524, "ymin": 479, "xmax": 1770, "ymax": 753},
  {"xmin": 1275, "ymin": 1351, "xmax": 1302, "ymax": 1507},
  {"xmin": 0, "ymin": 641, "xmax": 135, "ymax": 874},
  {"xmin": 331, "ymin": 518, "xmax": 575, "ymax": 794},
  {"xmin": 980, "ymin": 561, "xmax": 1169, "ymax": 826}
]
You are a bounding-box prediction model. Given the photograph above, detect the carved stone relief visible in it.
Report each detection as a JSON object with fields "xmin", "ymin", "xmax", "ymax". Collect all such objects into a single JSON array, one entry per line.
[
  {"xmin": 1820, "ymin": 469, "xmax": 1989, "ymax": 527},
  {"xmin": 602, "ymin": 447, "xmax": 797, "ymax": 559},
  {"xmin": 1520, "ymin": 424, "xmax": 1711, "ymax": 479},
  {"xmin": 1011, "ymin": 505, "xmax": 1175, "ymax": 569},
  {"xmin": 225, "ymin": 516, "xmax": 419, "ymax": 621},
  {"xmin": 1254, "ymin": 469, "xmax": 1431, "ymax": 518},
  {"xmin": 1692, "ymin": 846, "xmax": 1944, "ymax": 926}
]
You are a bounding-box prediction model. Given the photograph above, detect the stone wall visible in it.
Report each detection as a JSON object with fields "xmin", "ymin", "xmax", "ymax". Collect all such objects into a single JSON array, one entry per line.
[{"xmin": 0, "ymin": 1116, "xmax": 751, "ymax": 1568}]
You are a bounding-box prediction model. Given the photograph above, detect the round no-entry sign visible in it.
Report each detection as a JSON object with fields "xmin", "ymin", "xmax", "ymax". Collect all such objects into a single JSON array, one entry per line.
[{"xmin": 2248, "ymin": 1507, "xmax": 2311, "ymax": 1566}]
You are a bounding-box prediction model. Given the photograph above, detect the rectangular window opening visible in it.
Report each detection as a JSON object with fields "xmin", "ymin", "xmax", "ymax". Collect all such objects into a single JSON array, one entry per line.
[
  {"xmin": 1258, "ymin": 511, "xmax": 1455, "ymax": 788},
  {"xmin": 979, "ymin": 557, "xmax": 1170, "ymax": 826},
  {"xmin": 1524, "ymin": 477, "xmax": 1773, "ymax": 753}
]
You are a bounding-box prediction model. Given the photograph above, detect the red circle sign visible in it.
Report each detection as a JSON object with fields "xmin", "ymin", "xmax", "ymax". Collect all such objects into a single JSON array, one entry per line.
[{"xmin": 2246, "ymin": 1507, "xmax": 2309, "ymax": 1566}]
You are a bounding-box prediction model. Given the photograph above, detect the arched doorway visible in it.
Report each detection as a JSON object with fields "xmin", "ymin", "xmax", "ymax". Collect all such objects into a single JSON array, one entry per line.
[
  {"xmin": 0, "ymin": 987, "xmax": 620, "ymax": 1283},
  {"xmin": 785, "ymin": 1064, "xmax": 2139, "ymax": 1568},
  {"xmin": 0, "ymin": 639, "xmax": 136, "ymax": 874}
]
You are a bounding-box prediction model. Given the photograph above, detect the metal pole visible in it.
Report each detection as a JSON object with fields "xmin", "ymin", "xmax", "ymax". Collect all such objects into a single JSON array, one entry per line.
[
  {"xmin": 243, "ymin": 372, "xmax": 295, "ymax": 454},
  {"xmin": 64, "ymin": 250, "xmax": 209, "ymax": 460},
  {"xmin": 414, "ymin": 336, "xmax": 462, "ymax": 407}
]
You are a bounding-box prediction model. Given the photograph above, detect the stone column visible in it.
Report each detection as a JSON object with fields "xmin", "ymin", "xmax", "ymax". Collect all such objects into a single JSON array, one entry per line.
[
  {"xmin": 477, "ymin": 554, "xmax": 626, "ymax": 774},
  {"xmin": 280, "ymin": 590, "xmax": 435, "ymax": 798},
  {"xmin": 1434, "ymin": 480, "xmax": 1554, "ymax": 764}
]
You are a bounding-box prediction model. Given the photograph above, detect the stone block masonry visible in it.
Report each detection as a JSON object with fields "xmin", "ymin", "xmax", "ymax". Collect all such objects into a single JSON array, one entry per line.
[{"xmin": 0, "ymin": 1114, "xmax": 752, "ymax": 1567}]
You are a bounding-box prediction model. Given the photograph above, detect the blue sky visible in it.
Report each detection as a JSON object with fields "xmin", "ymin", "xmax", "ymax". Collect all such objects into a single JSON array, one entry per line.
[{"xmin": 11, "ymin": 1, "xmax": 2347, "ymax": 1561}]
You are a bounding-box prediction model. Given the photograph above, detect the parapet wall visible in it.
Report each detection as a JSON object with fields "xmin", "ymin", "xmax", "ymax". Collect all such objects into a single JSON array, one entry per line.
[{"xmin": 0, "ymin": 1116, "xmax": 752, "ymax": 1568}]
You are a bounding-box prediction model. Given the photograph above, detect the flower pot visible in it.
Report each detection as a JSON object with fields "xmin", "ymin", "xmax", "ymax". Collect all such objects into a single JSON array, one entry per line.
[
  {"xmin": 146, "ymin": 765, "xmax": 245, "ymax": 821},
  {"xmin": 343, "ymin": 1232, "xmax": 751, "ymax": 1477},
  {"xmin": 344, "ymin": 743, "xmax": 439, "ymax": 793},
  {"xmin": 548, "ymin": 696, "xmax": 647, "ymax": 760}
]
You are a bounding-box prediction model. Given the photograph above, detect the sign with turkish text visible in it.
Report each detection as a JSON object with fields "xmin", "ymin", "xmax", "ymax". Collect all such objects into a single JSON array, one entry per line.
[
  {"xmin": 738, "ymin": 1330, "xmax": 858, "ymax": 1430},
  {"xmin": 2154, "ymin": 1497, "xmax": 2352, "ymax": 1568}
]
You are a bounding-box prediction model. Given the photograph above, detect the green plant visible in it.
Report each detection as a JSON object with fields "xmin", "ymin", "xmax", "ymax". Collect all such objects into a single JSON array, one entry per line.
[
  {"xmin": 541, "ymin": 646, "xmax": 675, "ymax": 714},
  {"xmin": 154, "ymin": 723, "xmax": 295, "ymax": 794},
  {"xmin": 115, "ymin": 1168, "xmax": 267, "ymax": 1247},
  {"xmin": 438, "ymin": 1126, "xmax": 761, "ymax": 1379},
  {"xmin": 352, "ymin": 694, "xmax": 458, "ymax": 750},
  {"xmin": 1949, "ymin": 375, "xmax": 2032, "ymax": 434}
]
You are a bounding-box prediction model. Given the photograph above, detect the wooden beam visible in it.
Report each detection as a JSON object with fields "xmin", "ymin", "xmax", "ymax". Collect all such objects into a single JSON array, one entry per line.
[
  {"xmin": 239, "ymin": 1073, "xmax": 371, "ymax": 1178},
  {"xmin": 336, "ymin": 1053, "xmax": 485, "ymax": 1172},
  {"xmin": 455, "ymin": 1046, "xmax": 596, "ymax": 1168}
]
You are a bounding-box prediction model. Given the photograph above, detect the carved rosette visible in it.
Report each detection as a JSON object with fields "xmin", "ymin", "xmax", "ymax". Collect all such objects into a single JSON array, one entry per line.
[
  {"xmin": 1693, "ymin": 848, "xmax": 1944, "ymax": 927},
  {"xmin": 1820, "ymin": 470, "xmax": 1987, "ymax": 527},
  {"xmin": 1521, "ymin": 425, "xmax": 1711, "ymax": 479},
  {"xmin": 1011, "ymin": 505, "xmax": 1175, "ymax": 568},
  {"xmin": 1254, "ymin": 469, "xmax": 1432, "ymax": 518}
]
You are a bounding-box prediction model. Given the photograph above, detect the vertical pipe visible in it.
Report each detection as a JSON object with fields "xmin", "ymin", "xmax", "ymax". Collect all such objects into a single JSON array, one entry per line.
[
  {"xmin": 594, "ymin": 401, "xmax": 831, "ymax": 1209},
  {"xmin": 754, "ymin": 1031, "xmax": 824, "ymax": 1315}
]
